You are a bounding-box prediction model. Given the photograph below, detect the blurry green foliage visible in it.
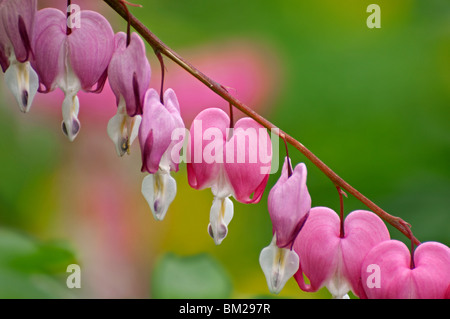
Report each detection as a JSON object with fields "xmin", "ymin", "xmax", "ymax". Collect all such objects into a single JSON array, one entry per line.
[
  {"xmin": 0, "ymin": 228, "xmax": 77, "ymax": 298},
  {"xmin": 151, "ymin": 253, "xmax": 233, "ymax": 299},
  {"xmin": 0, "ymin": 105, "xmax": 61, "ymax": 231}
]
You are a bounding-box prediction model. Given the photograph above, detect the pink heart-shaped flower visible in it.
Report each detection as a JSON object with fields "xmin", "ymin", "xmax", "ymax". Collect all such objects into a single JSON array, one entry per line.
[
  {"xmin": 361, "ymin": 240, "xmax": 450, "ymax": 299},
  {"xmin": 187, "ymin": 107, "xmax": 271, "ymax": 203},
  {"xmin": 293, "ymin": 207, "xmax": 390, "ymax": 298}
]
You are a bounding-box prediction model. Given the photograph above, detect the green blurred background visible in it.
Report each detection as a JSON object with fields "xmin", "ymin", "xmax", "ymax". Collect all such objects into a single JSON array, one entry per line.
[{"xmin": 0, "ymin": 0, "xmax": 448, "ymax": 298}]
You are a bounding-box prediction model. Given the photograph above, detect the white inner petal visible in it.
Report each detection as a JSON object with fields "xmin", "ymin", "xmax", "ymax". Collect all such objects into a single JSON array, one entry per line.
[
  {"xmin": 107, "ymin": 97, "xmax": 141, "ymax": 156},
  {"xmin": 141, "ymin": 169, "xmax": 177, "ymax": 221},
  {"xmin": 324, "ymin": 245, "xmax": 352, "ymax": 299},
  {"xmin": 4, "ymin": 57, "xmax": 38, "ymax": 113},
  {"xmin": 210, "ymin": 166, "xmax": 234, "ymax": 199},
  {"xmin": 208, "ymin": 196, "xmax": 233, "ymax": 245},
  {"xmin": 259, "ymin": 234, "xmax": 300, "ymax": 295},
  {"xmin": 61, "ymin": 92, "xmax": 80, "ymax": 142}
]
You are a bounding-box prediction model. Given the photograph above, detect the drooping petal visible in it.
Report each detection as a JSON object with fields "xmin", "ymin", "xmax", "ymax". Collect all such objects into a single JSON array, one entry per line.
[
  {"xmin": 141, "ymin": 170, "xmax": 177, "ymax": 221},
  {"xmin": 0, "ymin": 0, "xmax": 36, "ymax": 63},
  {"xmin": 412, "ymin": 242, "xmax": 450, "ymax": 299},
  {"xmin": 340, "ymin": 209, "xmax": 391, "ymax": 297},
  {"xmin": 259, "ymin": 234, "xmax": 300, "ymax": 294},
  {"xmin": 223, "ymin": 117, "xmax": 272, "ymax": 204},
  {"xmin": 162, "ymin": 88, "xmax": 185, "ymax": 172},
  {"xmin": 139, "ymin": 89, "xmax": 178, "ymax": 174},
  {"xmin": 108, "ymin": 32, "xmax": 151, "ymax": 117},
  {"xmin": 187, "ymin": 108, "xmax": 229, "ymax": 190},
  {"xmin": 293, "ymin": 207, "xmax": 390, "ymax": 298},
  {"xmin": 66, "ymin": 10, "xmax": 114, "ymax": 92},
  {"xmin": 207, "ymin": 196, "xmax": 233, "ymax": 245},
  {"xmin": 268, "ymin": 158, "xmax": 311, "ymax": 248},
  {"xmin": 293, "ymin": 207, "xmax": 341, "ymax": 293},
  {"xmin": 30, "ymin": 8, "xmax": 66, "ymax": 92},
  {"xmin": 4, "ymin": 59, "xmax": 38, "ymax": 112},
  {"xmin": 361, "ymin": 240, "xmax": 450, "ymax": 299}
]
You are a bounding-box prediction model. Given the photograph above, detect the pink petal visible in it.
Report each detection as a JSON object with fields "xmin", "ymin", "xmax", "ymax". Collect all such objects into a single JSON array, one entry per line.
[
  {"xmin": 162, "ymin": 88, "xmax": 185, "ymax": 171},
  {"xmin": 223, "ymin": 117, "xmax": 272, "ymax": 203},
  {"xmin": 361, "ymin": 240, "xmax": 450, "ymax": 299},
  {"xmin": 108, "ymin": 32, "xmax": 151, "ymax": 117},
  {"xmin": 268, "ymin": 158, "xmax": 311, "ymax": 248},
  {"xmin": 413, "ymin": 242, "xmax": 450, "ymax": 299},
  {"xmin": 67, "ymin": 10, "xmax": 114, "ymax": 92},
  {"xmin": 340, "ymin": 210, "xmax": 390, "ymax": 297},
  {"xmin": 187, "ymin": 108, "xmax": 229, "ymax": 191},
  {"xmin": 361, "ymin": 240, "xmax": 416, "ymax": 299},
  {"xmin": 0, "ymin": 0, "xmax": 36, "ymax": 63},
  {"xmin": 30, "ymin": 8, "xmax": 66, "ymax": 92},
  {"xmin": 293, "ymin": 207, "xmax": 341, "ymax": 292},
  {"xmin": 139, "ymin": 89, "xmax": 178, "ymax": 174},
  {"xmin": 293, "ymin": 208, "xmax": 390, "ymax": 297}
]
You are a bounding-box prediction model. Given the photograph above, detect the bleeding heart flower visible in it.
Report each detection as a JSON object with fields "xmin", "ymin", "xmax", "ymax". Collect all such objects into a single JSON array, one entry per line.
[
  {"xmin": 361, "ymin": 240, "xmax": 450, "ymax": 299},
  {"xmin": 293, "ymin": 207, "xmax": 390, "ymax": 298},
  {"xmin": 107, "ymin": 31, "xmax": 151, "ymax": 156},
  {"xmin": 187, "ymin": 107, "xmax": 272, "ymax": 245},
  {"xmin": 31, "ymin": 7, "xmax": 114, "ymax": 141},
  {"xmin": 268, "ymin": 157, "xmax": 311, "ymax": 248},
  {"xmin": 139, "ymin": 88, "xmax": 185, "ymax": 221},
  {"xmin": 259, "ymin": 157, "xmax": 311, "ymax": 294},
  {"xmin": 0, "ymin": 0, "xmax": 38, "ymax": 113}
]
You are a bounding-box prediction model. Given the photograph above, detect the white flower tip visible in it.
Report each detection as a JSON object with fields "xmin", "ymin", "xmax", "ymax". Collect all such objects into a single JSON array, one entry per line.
[
  {"xmin": 332, "ymin": 293, "xmax": 350, "ymax": 299},
  {"xmin": 4, "ymin": 61, "xmax": 38, "ymax": 113},
  {"xmin": 208, "ymin": 197, "xmax": 233, "ymax": 245},
  {"xmin": 61, "ymin": 93, "xmax": 81, "ymax": 142},
  {"xmin": 107, "ymin": 109, "xmax": 141, "ymax": 157},
  {"xmin": 61, "ymin": 118, "xmax": 80, "ymax": 142},
  {"xmin": 208, "ymin": 223, "xmax": 228, "ymax": 245},
  {"xmin": 141, "ymin": 171, "xmax": 177, "ymax": 221},
  {"xmin": 259, "ymin": 234, "xmax": 300, "ymax": 295}
]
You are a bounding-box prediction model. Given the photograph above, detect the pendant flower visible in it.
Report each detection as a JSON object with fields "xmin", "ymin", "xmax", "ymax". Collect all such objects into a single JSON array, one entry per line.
[
  {"xmin": 107, "ymin": 31, "xmax": 151, "ymax": 156},
  {"xmin": 139, "ymin": 88, "xmax": 185, "ymax": 221},
  {"xmin": 293, "ymin": 207, "xmax": 390, "ymax": 298},
  {"xmin": 268, "ymin": 158, "xmax": 311, "ymax": 248},
  {"xmin": 31, "ymin": 8, "xmax": 114, "ymax": 141},
  {"xmin": 260, "ymin": 157, "xmax": 311, "ymax": 294},
  {"xmin": 187, "ymin": 108, "xmax": 272, "ymax": 245},
  {"xmin": 361, "ymin": 240, "xmax": 450, "ymax": 299},
  {"xmin": 0, "ymin": 0, "xmax": 38, "ymax": 113}
]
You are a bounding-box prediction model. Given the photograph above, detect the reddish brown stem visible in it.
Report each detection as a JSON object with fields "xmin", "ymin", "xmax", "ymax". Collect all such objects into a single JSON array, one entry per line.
[
  {"xmin": 336, "ymin": 186, "xmax": 347, "ymax": 238},
  {"xmin": 66, "ymin": 0, "xmax": 72, "ymax": 35},
  {"xmin": 282, "ymin": 138, "xmax": 293, "ymax": 178},
  {"xmin": 103, "ymin": 0, "xmax": 420, "ymax": 246},
  {"xmin": 154, "ymin": 49, "xmax": 165, "ymax": 104}
]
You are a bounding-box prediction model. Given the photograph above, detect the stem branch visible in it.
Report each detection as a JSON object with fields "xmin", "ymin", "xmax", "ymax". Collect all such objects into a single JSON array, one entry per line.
[{"xmin": 336, "ymin": 186, "xmax": 346, "ymax": 238}]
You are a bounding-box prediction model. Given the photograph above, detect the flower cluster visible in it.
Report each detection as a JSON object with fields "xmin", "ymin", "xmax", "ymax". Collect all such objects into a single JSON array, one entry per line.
[
  {"xmin": 1, "ymin": 1, "xmax": 448, "ymax": 300},
  {"xmin": 259, "ymin": 156, "xmax": 450, "ymax": 299},
  {"xmin": 0, "ymin": 1, "xmax": 184, "ymax": 220},
  {"xmin": 0, "ymin": 1, "xmax": 273, "ymax": 242}
]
